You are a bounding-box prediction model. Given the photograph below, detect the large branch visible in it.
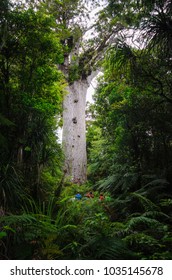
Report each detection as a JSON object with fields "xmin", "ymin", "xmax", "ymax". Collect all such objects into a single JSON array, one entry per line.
[{"xmin": 77, "ymin": 24, "xmax": 124, "ymax": 80}]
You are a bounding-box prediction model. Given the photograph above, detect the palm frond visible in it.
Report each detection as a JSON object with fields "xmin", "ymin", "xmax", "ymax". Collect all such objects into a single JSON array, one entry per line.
[{"xmin": 144, "ymin": 11, "xmax": 172, "ymax": 55}]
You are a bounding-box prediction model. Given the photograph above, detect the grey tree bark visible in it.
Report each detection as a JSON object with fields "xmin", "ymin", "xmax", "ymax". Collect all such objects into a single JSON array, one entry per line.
[
  {"xmin": 62, "ymin": 80, "xmax": 88, "ymax": 183},
  {"xmin": 62, "ymin": 71, "xmax": 98, "ymax": 184}
]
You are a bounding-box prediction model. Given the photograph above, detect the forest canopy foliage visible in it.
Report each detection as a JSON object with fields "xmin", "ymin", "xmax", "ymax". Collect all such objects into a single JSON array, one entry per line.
[{"xmin": 0, "ymin": 0, "xmax": 172, "ymax": 260}]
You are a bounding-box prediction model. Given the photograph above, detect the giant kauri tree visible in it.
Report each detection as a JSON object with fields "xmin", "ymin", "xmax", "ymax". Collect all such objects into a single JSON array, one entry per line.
[{"xmin": 46, "ymin": 0, "xmax": 124, "ymax": 183}]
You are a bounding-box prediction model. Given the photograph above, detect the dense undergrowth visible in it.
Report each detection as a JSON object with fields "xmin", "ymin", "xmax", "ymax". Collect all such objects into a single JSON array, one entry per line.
[{"xmin": 1, "ymin": 180, "xmax": 172, "ymax": 260}]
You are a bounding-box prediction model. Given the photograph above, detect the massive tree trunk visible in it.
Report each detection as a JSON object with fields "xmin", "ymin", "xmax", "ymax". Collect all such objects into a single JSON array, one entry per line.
[
  {"xmin": 62, "ymin": 79, "xmax": 88, "ymax": 184},
  {"xmin": 62, "ymin": 70, "xmax": 98, "ymax": 184}
]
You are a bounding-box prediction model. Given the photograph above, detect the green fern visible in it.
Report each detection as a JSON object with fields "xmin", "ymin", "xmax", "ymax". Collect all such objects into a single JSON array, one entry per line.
[
  {"xmin": 131, "ymin": 192, "xmax": 160, "ymax": 212},
  {"xmin": 123, "ymin": 232, "xmax": 161, "ymax": 249},
  {"xmin": 160, "ymin": 198, "xmax": 172, "ymax": 207},
  {"xmin": 79, "ymin": 235, "xmax": 136, "ymax": 260},
  {"xmin": 136, "ymin": 178, "xmax": 169, "ymax": 196},
  {"xmin": 142, "ymin": 210, "xmax": 170, "ymax": 221},
  {"xmin": 0, "ymin": 213, "xmax": 37, "ymax": 225},
  {"xmin": 127, "ymin": 216, "xmax": 163, "ymax": 231}
]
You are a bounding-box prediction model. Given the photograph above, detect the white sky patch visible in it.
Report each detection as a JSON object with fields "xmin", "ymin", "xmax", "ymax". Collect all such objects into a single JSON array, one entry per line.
[
  {"xmin": 86, "ymin": 71, "xmax": 103, "ymax": 103},
  {"xmin": 86, "ymin": 77, "xmax": 97, "ymax": 103},
  {"xmin": 87, "ymin": 84, "xmax": 95, "ymax": 104},
  {"xmin": 57, "ymin": 127, "xmax": 63, "ymax": 143}
]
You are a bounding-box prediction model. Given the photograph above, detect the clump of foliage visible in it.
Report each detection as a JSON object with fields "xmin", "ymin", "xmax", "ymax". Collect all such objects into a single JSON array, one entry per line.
[
  {"xmin": 0, "ymin": 184, "xmax": 136, "ymax": 260},
  {"xmin": 0, "ymin": 0, "xmax": 65, "ymax": 211},
  {"xmin": 86, "ymin": 0, "xmax": 172, "ymax": 259}
]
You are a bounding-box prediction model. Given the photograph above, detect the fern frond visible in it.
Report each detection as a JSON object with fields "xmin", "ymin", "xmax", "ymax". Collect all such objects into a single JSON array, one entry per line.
[
  {"xmin": 160, "ymin": 199, "xmax": 172, "ymax": 207},
  {"xmin": 0, "ymin": 214, "xmax": 36, "ymax": 225},
  {"xmin": 137, "ymin": 178, "xmax": 169, "ymax": 195},
  {"xmin": 123, "ymin": 232, "xmax": 160, "ymax": 248},
  {"xmin": 127, "ymin": 216, "xmax": 163, "ymax": 231},
  {"xmin": 131, "ymin": 192, "xmax": 160, "ymax": 212},
  {"xmin": 97, "ymin": 175, "xmax": 119, "ymax": 191},
  {"xmin": 96, "ymin": 244, "xmax": 132, "ymax": 259},
  {"xmin": 82, "ymin": 236, "xmax": 136, "ymax": 260},
  {"xmin": 143, "ymin": 211, "xmax": 170, "ymax": 221}
]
